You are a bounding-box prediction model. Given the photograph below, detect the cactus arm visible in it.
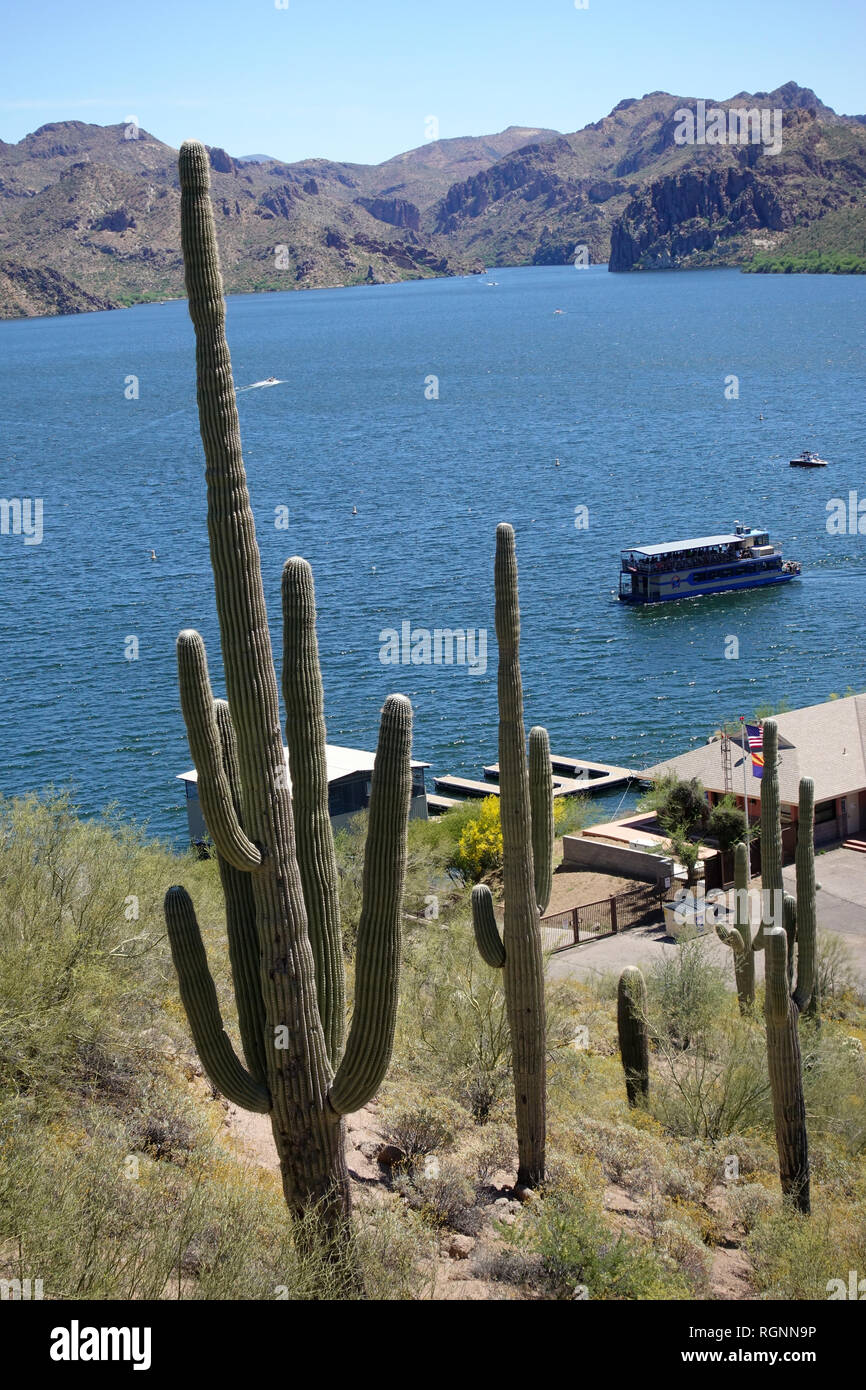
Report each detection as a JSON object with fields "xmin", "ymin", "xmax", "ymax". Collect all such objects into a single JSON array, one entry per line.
[
  {"xmin": 471, "ymin": 884, "xmax": 506, "ymax": 968},
  {"xmin": 328, "ymin": 695, "xmax": 412, "ymax": 1116},
  {"xmin": 164, "ymin": 886, "xmax": 270, "ymax": 1113},
  {"xmin": 213, "ymin": 699, "xmax": 269, "ymax": 1086},
  {"xmin": 792, "ymin": 778, "xmax": 816, "ymax": 1014},
  {"xmin": 177, "ymin": 630, "xmax": 261, "ymax": 871},
  {"xmin": 752, "ymin": 720, "xmax": 781, "ymax": 953},
  {"xmin": 529, "ymin": 726, "xmax": 554, "ymax": 915},
  {"xmin": 715, "ymin": 919, "xmax": 746, "ymax": 955},
  {"xmin": 783, "ymin": 892, "xmax": 798, "ymax": 993},
  {"xmin": 617, "ymin": 966, "xmax": 649, "ymax": 1107},
  {"xmin": 764, "ymin": 926, "xmax": 810, "ymax": 1212},
  {"xmin": 281, "ymin": 557, "xmax": 345, "ymax": 1069},
  {"xmin": 495, "ymin": 523, "xmax": 546, "ymax": 1188},
  {"xmin": 727, "ymin": 841, "xmax": 755, "ymax": 1009}
]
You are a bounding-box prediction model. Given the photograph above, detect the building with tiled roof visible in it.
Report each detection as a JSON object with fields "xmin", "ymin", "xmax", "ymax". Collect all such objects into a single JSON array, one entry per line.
[{"xmin": 640, "ymin": 694, "xmax": 866, "ymax": 848}]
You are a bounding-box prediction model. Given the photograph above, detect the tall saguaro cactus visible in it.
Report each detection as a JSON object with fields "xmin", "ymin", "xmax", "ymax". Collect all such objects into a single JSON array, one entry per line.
[
  {"xmin": 471, "ymin": 524, "xmax": 552, "ymax": 1189},
  {"xmin": 164, "ymin": 142, "xmax": 412, "ymax": 1235},
  {"xmin": 751, "ymin": 721, "xmax": 816, "ymax": 1213}
]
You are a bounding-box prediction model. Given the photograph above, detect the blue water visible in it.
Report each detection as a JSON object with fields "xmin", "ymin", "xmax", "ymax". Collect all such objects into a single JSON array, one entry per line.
[{"xmin": 1, "ymin": 266, "xmax": 865, "ymax": 844}]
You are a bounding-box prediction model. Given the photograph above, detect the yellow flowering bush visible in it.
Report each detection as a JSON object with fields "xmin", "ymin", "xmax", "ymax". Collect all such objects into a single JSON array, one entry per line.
[{"xmin": 453, "ymin": 797, "xmax": 503, "ymax": 881}]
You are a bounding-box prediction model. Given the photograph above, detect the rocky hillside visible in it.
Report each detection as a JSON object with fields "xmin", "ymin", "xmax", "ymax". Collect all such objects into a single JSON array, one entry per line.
[
  {"xmin": 608, "ymin": 110, "xmax": 866, "ymax": 270},
  {"xmin": 2, "ymin": 85, "xmax": 864, "ymax": 317},
  {"xmin": 430, "ymin": 84, "xmax": 866, "ymax": 272},
  {"xmin": 0, "ymin": 122, "xmax": 489, "ymax": 318}
]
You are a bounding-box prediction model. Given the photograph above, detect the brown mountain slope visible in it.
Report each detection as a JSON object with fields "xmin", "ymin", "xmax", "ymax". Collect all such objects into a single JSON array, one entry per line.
[
  {"xmin": 0, "ymin": 122, "xmax": 488, "ymax": 318},
  {"xmin": 431, "ymin": 84, "xmax": 866, "ymax": 270}
]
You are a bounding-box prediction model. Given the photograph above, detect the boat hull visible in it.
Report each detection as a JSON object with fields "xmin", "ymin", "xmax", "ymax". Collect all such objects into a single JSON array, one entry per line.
[{"xmin": 619, "ymin": 569, "xmax": 798, "ymax": 605}]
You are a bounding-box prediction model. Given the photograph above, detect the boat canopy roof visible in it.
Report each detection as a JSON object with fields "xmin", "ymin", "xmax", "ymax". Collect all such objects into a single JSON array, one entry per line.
[{"xmin": 623, "ymin": 533, "xmax": 749, "ymax": 557}]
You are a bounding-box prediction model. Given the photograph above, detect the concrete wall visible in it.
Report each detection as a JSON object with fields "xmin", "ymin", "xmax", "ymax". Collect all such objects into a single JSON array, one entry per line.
[{"xmin": 562, "ymin": 835, "xmax": 674, "ymax": 884}]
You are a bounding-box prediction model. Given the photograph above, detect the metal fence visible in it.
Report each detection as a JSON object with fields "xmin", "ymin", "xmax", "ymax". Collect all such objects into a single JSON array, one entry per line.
[{"xmin": 539, "ymin": 881, "xmax": 665, "ymax": 954}]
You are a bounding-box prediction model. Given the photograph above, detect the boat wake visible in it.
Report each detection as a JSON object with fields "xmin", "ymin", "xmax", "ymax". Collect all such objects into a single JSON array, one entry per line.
[{"xmin": 237, "ymin": 378, "xmax": 285, "ymax": 392}]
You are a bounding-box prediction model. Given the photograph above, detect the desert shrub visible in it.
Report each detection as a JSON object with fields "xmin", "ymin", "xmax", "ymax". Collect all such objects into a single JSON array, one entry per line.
[
  {"xmin": 393, "ymin": 1158, "xmax": 476, "ymax": 1230},
  {"xmin": 650, "ymin": 1018, "xmax": 773, "ymax": 1141},
  {"xmin": 699, "ymin": 1131, "xmax": 777, "ymax": 1184},
  {"xmin": 380, "ymin": 1093, "xmax": 466, "ymax": 1163},
  {"xmin": 647, "ymin": 938, "xmax": 730, "ymax": 1048},
  {"xmin": 471, "ymin": 1244, "xmax": 541, "ymax": 1286},
  {"xmin": 728, "ymin": 1182, "xmax": 776, "ymax": 1234},
  {"xmin": 462, "ymin": 1122, "xmax": 516, "ymax": 1186},
  {"xmin": 639, "ymin": 773, "xmax": 707, "ymax": 834},
  {"xmin": 553, "ymin": 796, "xmax": 589, "ymax": 837},
  {"xmin": 747, "ymin": 1204, "xmax": 866, "ymax": 1300},
  {"xmin": 0, "ymin": 1102, "xmax": 433, "ymax": 1300},
  {"xmin": 800, "ymin": 1023, "xmax": 866, "ymax": 1155},
  {"xmin": 707, "ymin": 797, "xmax": 747, "ymax": 852},
  {"xmin": 391, "ymin": 914, "xmax": 512, "ymax": 1121},
  {"xmin": 125, "ymin": 1075, "xmax": 204, "ymax": 1163},
  {"xmin": 514, "ymin": 1186, "xmax": 692, "ymax": 1300},
  {"xmin": 587, "ymin": 969, "xmax": 621, "ymax": 1004},
  {"xmin": 655, "ymin": 1219, "xmax": 712, "ymax": 1293}
]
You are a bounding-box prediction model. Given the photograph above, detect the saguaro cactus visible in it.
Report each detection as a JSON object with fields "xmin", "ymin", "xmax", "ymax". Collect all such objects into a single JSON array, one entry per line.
[
  {"xmin": 751, "ymin": 722, "xmax": 816, "ymax": 1213},
  {"xmin": 714, "ymin": 841, "xmax": 755, "ymax": 1012},
  {"xmin": 164, "ymin": 141, "xmax": 412, "ymax": 1235},
  {"xmin": 617, "ymin": 966, "xmax": 649, "ymax": 1107},
  {"xmin": 471, "ymin": 524, "xmax": 552, "ymax": 1188}
]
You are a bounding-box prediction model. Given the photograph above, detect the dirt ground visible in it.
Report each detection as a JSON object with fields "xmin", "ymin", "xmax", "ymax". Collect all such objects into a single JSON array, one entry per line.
[
  {"xmin": 545, "ymin": 862, "xmax": 648, "ymax": 917},
  {"xmin": 219, "ymin": 1096, "xmax": 754, "ymax": 1300}
]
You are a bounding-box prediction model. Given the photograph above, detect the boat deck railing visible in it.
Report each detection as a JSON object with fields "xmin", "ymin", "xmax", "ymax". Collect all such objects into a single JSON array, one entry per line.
[{"xmin": 623, "ymin": 545, "xmax": 780, "ymax": 576}]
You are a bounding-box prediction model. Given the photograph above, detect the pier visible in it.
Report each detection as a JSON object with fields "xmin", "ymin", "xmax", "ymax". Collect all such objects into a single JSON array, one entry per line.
[
  {"xmin": 433, "ymin": 752, "xmax": 638, "ymax": 805},
  {"xmin": 482, "ymin": 754, "xmax": 636, "ymax": 793}
]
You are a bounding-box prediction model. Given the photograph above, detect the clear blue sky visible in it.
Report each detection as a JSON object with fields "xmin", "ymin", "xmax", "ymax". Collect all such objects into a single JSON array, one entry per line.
[{"xmin": 2, "ymin": 0, "xmax": 864, "ymax": 165}]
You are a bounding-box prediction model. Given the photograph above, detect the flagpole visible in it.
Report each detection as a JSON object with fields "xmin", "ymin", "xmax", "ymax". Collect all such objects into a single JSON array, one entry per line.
[{"xmin": 739, "ymin": 715, "xmax": 752, "ymax": 885}]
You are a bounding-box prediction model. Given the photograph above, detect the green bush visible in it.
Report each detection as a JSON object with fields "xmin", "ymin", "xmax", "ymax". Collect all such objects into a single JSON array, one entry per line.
[
  {"xmin": 639, "ymin": 773, "xmax": 707, "ymax": 834},
  {"xmin": 707, "ymin": 797, "xmax": 747, "ymax": 853},
  {"xmin": 391, "ymin": 912, "xmax": 512, "ymax": 1123},
  {"xmin": 647, "ymin": 938, "xmax": 729, "ymax": 1049},
  {"xmin": 380, "ymin": 1094, "xmax": 466, "ymax": 1162},
  {"xmin": 747, "ymin": 1203, "xmax": 866, "ymax": 1299},
  {"xmin": 516, "ymin": 1186, "xmax": 692, "ymax": 1300}
]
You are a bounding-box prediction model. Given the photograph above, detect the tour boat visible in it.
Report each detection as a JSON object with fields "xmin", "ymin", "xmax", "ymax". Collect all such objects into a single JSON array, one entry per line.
[
  {"xmin": 789, "ymin": 451, "xmax": 828, "ymax": 468},
  {"xmin": 618, "ymin": 524, "xmax": 801, "ymax": 605}
]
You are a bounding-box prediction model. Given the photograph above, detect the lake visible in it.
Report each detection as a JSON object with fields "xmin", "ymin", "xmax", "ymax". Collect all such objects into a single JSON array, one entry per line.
[{"xmin": 1, "ymin": 265, "xmax": 864, "ymax": 844}]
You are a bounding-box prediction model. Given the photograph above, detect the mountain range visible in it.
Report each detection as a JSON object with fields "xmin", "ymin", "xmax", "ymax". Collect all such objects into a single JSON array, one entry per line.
[{"xmin": 1, "ymin": 82, "xmax": 864, "ymax": 319}]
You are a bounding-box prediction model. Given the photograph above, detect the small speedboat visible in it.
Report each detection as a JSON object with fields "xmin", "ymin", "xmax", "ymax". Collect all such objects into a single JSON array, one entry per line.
[{"xmin": 789, "ymin": 450, "xmax": 828, "ymax": 468}]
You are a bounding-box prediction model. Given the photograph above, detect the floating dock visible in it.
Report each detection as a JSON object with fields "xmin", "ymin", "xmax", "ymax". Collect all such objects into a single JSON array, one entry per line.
[{"xmin": 482, "ymin": 755, "xmax": 636, "ymax": 794}]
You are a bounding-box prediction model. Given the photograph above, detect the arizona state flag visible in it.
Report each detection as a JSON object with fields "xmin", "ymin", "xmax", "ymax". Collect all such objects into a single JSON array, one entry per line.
[{"xmin": 744, "ymin": 722, "xmax": 764, "ymax": 780}]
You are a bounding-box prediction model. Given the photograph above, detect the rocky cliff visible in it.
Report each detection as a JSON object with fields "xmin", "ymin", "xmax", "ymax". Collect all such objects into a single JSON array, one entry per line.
[{"xmin": 608, "ymin": 111, "xmax": 866, "ymax": 270}]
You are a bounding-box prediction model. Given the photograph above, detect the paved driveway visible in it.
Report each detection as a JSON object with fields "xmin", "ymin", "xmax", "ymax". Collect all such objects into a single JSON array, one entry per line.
[{"xmin": 547, "ymin": 846, "xmax": 866, "ymax": 989}]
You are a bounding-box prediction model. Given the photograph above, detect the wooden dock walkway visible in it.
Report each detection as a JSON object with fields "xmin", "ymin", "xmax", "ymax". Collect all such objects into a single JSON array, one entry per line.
[
  {"xmin": 435, "ymin": 772, "xmax": 588, "ymax": 800},
  {"xmin": 482, "ymin": 754, "xmax": 636, "ymax": 794}
]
